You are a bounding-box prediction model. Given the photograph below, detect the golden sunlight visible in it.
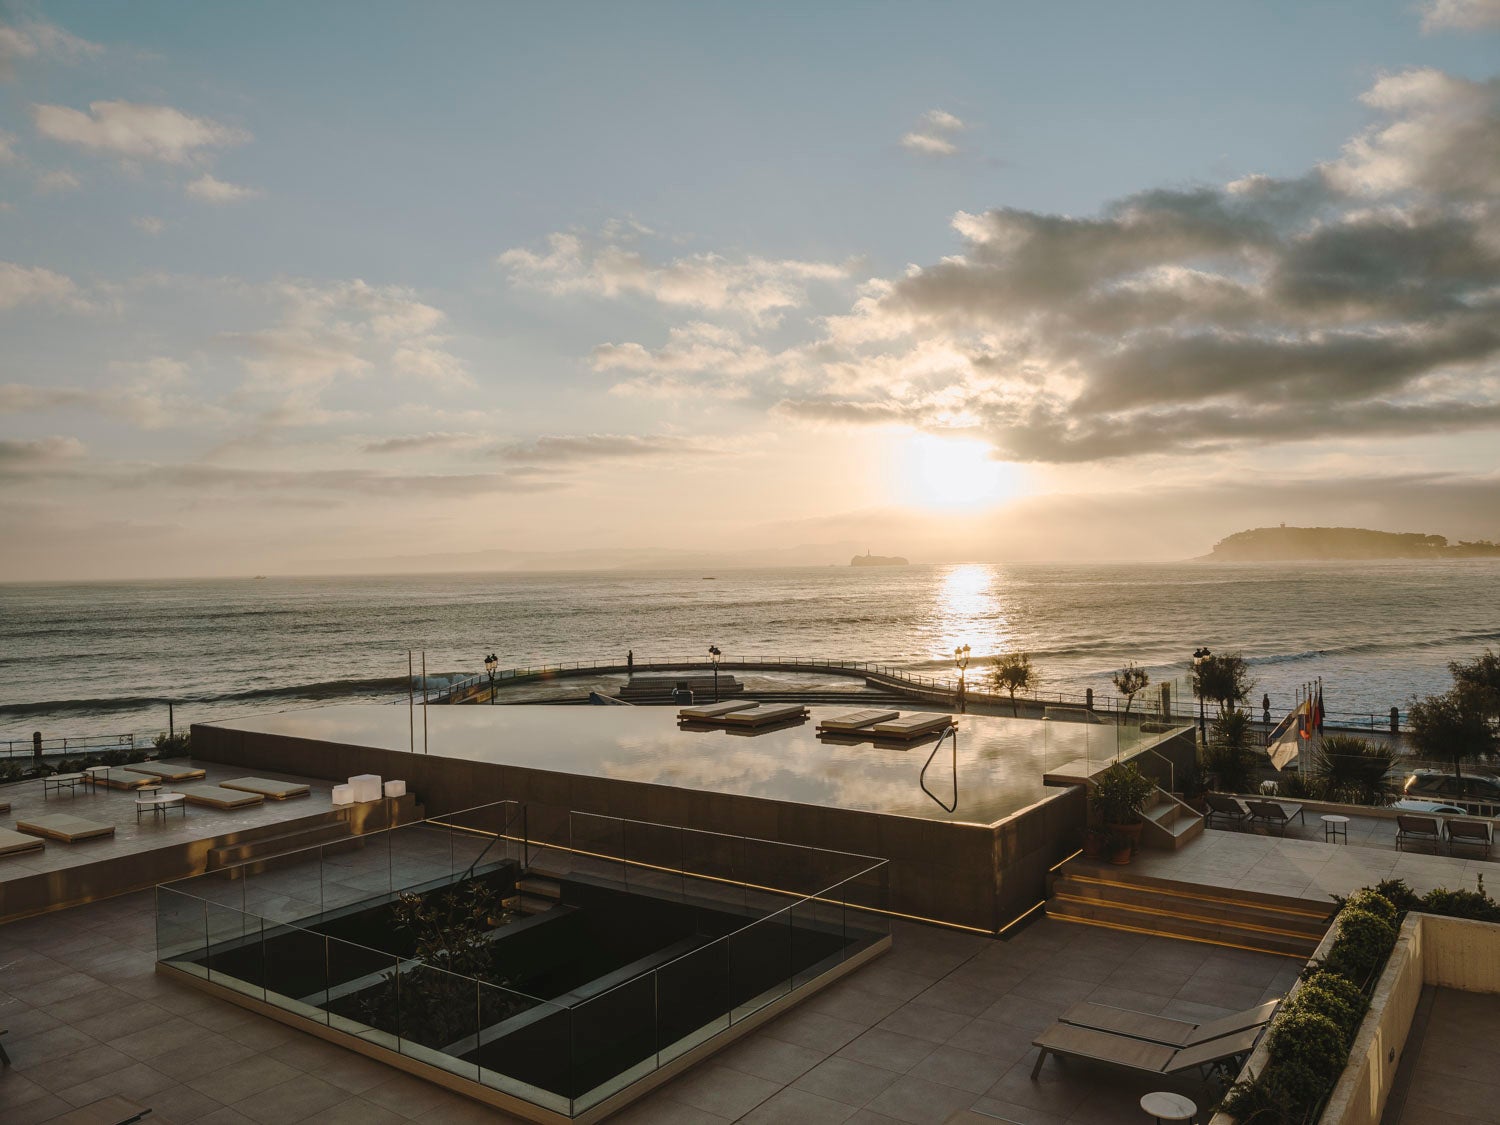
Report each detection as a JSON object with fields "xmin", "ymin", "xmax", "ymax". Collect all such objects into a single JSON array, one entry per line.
[{"xmin": 897, "ymin": 432, "xmax": 1024, "ymax": 510}]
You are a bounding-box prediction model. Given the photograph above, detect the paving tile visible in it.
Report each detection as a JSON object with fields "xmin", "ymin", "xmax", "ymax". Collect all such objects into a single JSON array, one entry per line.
[
  {"xmin": 664, "ymin": 1062, "xmax": 781, "ymax": 1119},
  {"xmin": 863, "ymin": 1073, "xmax": 977, "ymax": 1124},
  {"xmin": 793, "ymin": 1054, "xmax": 901, "ymax": 1106},
  {"xmin": 876, "ymin": 1001, "xmax": 973, "ymax": 1044},
  {"xmin": 907, "ymin": 1043, "xmax": 1013, "ymax": 1095},
  {"xmin": 761, "ymin": 1008, "xmax": 866, "ymax": 1053},
  {"xmin": 716, "ymin": 1033, "xmax": 827, "ymax": 1084},
  {"xmin": 186, "ymin": 1052, "xmax": 302, "ymax": 1104},
  {"xmin": 741, "ymin": 1085, "xmax": 860, "ymax": 1123},
  {"xmin": 56, "ymin": 1059, "xmax": 178, "ymax": 1108},
  {"xmin": 836, "ymin": 1028, "xmax": 937, "ymax": 1073},
  {"xmin": 234, "ymin": 1073, "xmax": 347, "ymax": 1124},
  {"xmin": 301, "ymin": 1096, "xmax": 409, "ymax": 1125}
]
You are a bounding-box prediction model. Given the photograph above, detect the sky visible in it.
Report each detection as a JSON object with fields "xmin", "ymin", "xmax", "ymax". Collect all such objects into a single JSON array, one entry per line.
[{"xmin": 1, "ymin": 0, "xmax": 1498, "ymax": 579}]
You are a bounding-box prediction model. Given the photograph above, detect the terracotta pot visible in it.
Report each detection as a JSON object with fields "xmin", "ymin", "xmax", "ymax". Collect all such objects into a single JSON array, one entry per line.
[{"xmin": 1107, "ymin": 845, "xmax": 1132, "ymax": 865}]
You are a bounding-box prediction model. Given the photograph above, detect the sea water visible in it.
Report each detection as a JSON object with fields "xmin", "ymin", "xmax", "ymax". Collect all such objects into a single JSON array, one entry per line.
[{"xmin": 3, "ymin": 560, "xmax": 1498, "ymax": 740}]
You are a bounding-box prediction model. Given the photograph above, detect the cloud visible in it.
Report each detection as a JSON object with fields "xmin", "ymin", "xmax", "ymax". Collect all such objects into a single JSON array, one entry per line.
[
  {"xmin": 0, "ymin": 261, "xmax": 80, "ymax": 309},
  {"xmin": 499, "ymin": 225, "xmax": 848, "ymax": 323},
  {"xmin": 745, "ymin": 68, "xmax": 1500, "ymax": 464},
  {"xmin": 0, "ymin": 436, "xmax": 85, "ymax": 477},
  {"xmin": 901, "ymin": 109, "xmax": 967, "ymax": 157},
  {"xmin": 0, "ymin": 130, "xmax": 14, "ymax": 163},
  {"xmin": 0, "ymin": 19, "xmax": 101, "ymax": 80},
  {"xmin": 133, "ymin": 216, "xmax": 165, "ymax": 236},
  {"xmin": 184, "ymin": 173, "xmax": 262, "ymax": 203},
  {"xmin": 1420, "ymin": 0, "xmax": 1500, "ymax": 31},
  {"xmin": 490, "ymin": 433, "xmax": 715, "ymax": 465},
  {"xmin": 0, "ymin": 359, "xmax": 228, "ymax": 431},
  {"xmin": 31, "ymin": 100, "xmax": 250, "ymax": 163},
  {"xmin": 33, "ymin": 168, "xmax": 78, "ymax": 192},
  {"xmin": 361, "ymin": 432, "xmax": 482, "ymax": 455}
]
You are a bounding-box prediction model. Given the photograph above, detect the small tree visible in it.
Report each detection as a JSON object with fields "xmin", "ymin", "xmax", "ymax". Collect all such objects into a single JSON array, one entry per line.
[
  {"xmin": 1203, "ymin": 708, "xmax": 1258, "ymax": 793},
  {"xmin": 1112, "ymin": 662, "xmax": 1151, "ymax": 717},
  {"xmin": 1193, "ymin": 653, "xmax": 1254, "ymax": 718},
  {"xmin": 1450, "ymin": 649, "xmax": 1500, "ymax": 729},
  {"xmin": 1408, "ymin": 685, "xmax": 1497, "ymax": 789},
  {"xmin": 988, "ymin": 652, "xmax": 1035, "ymax": 716}
]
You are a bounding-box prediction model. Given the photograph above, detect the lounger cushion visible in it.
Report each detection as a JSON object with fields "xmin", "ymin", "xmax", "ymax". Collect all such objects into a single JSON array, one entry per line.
[
  {"xmin": 123, "ymin": 762, "xmax": 206, "ymax": 781},
  {"xmin": 0, "ymin": 826, "xmax": 44, "ymax": 856},
  {"xmin": 871, "ymin": 713, "xmax": 953, "ymax": 739},
  {"xmin": 719, "ymin": 704, "xmax": 808, "ymax": 726},
  {"xmin": 90, "ymin": 769, "xmax": 151, "ymax": 790},
  {"xmin": 218, "ymin": 777, "xmax": 310, "ymax": 799},
  {"xmin": 180, "ymin": 784, "xmax": 266, "ymax": 808},
  {"xmin": 16, "ymin": 814, "xmax": 115, "ymax": 842},
  {"xmin": 817, "ymin": 709, "xmax": 901, "ymax": 733}
]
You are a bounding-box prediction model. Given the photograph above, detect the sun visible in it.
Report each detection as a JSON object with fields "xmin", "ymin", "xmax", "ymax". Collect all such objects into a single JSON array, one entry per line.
[{"xmin": 897, "ymin": 432, "xmax": 1024, "ymax": 510}]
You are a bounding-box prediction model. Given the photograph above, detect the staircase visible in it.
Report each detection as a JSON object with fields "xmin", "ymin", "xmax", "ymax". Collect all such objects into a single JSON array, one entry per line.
[
  {"xmin": 1046, "ymin": 860, "xmax": 1332, "ymax": 957},
  {"xmin": 515, "ymin": 874, "xmax": 562, "ymax": 915},
  {"xmin": 1139, "ymin": 788, "xmax": 1205, "ymax": 850}
]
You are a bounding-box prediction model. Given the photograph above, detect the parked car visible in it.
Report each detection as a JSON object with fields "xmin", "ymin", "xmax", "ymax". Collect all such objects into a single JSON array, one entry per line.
[
  {"xmin": 1389, "ymin": 799, "xmax": 1469, "ymax": 815},
  {"xmin": 1402, "ymin": 769, "xmax": 1500, "ymax": 803}
]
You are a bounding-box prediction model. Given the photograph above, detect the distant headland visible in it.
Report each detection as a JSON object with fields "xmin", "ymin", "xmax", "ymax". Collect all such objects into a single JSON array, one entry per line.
[
  {"xmin": 1202, "ymin": 526, "xmax": 1500, "ymax": 562},
  {"xmin": 851, "ymin": 551, "xmax": 909, "ymax": 567}
]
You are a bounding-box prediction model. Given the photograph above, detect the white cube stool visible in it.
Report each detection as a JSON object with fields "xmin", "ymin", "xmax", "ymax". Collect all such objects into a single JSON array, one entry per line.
[
  {"xmin": 383, "ymin": 779, "xmax": 406, "ymax": 798},
  {"xmin": 349, "ymin": 773, "xmax": 382, "ymax": 803},
  {"xmin": 331, "ymin": 784, "xmax": 354, "ymax": 807}
]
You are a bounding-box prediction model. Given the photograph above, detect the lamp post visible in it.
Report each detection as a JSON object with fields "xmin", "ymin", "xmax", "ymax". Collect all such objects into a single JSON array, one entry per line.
[
  {"xmin": 953, "ymin": 644, "xmax": 971, "ymax": 714},
  {"xmin": 1192, "ymin": 646, "xmax": 1212, "ymax": 743},
  {"xmin": 484, "ymin": 652, "xmax": 498, "ymax": 705},
  {"xmin": 708, "ymin": 645, "xmax": 722, "ymax": 702}
]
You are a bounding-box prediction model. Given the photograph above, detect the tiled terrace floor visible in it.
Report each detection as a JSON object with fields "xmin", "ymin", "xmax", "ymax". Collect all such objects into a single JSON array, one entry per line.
[
  {"xmin": 1, "ymin": 887, "xmax": 1297, "ymax": 1124},
  {"xmin": 1133, "ymin": 823, "xmax": 1498, "ymax": 905},
  {"xmin": 1381, "ymin": 986, "xmax": 1500, "ymax": 1125}
]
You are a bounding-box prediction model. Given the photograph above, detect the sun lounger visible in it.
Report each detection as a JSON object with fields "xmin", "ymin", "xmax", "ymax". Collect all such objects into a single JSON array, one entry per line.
[
  {"xmin": 85, "ymin": 767, "xmax": 153, "ymax": 791},
  {"xmin": 719, "ymin": 703, "xmax": 809, "ymax": 727},
  {"xmin": 0, "ymin": 827, "xmax": 45, "ymax": 857},
  {"xmin": 870, "ymin": 713, "xmax": 953, "ymax": 740},
  {"xmin": 0, "ymin": 800, "xmax": 9, "ymax": 814},
  {"xmin": 1031, "ymin": 1022, "xmax": 1263, "ymax": 1080},
  {"xmin": 677, "ymin": 702, "xmax": 758, "ymax": 721},
  {"xmin": 1059, "ymin": 999, "xmax": 1279, "ymax": 1047},
  {"xmin": 1446, "ymin": 817, "xmax": 1493, "ymax": 857},
  {"xmin": 1245, "ymin": 799, "xmax": 1304, "ymax": 835},
  {"xmin": 219, "ymin": 777, "xmax": 310, "ymax": 800},
  {"xmin": 180, "ymin": 784, "xmax": 265, "ymax": 809},
  {"xmin": 123, "ymin": 761, "xmax": 206, "ymax": 782},
  {"xmin": 1396, "ymin": 813, "xmax": 1442, "ymax": 852},
  {"xmin": 816, "ymin": 709, "xmax": 901, "ymax": 734},
  {"xmin": 1204, "ymin": 793, "xmax": 1250, "ymax": 829},
  {"xmin": 16, "ymin": 814, "xmax": 115, "ymax": 843}
]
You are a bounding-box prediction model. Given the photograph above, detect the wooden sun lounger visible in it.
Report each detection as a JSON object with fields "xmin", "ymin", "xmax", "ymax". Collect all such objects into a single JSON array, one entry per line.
[
  {"xmin": 124, "ymin": 761, "xmax": 206, "ymax": 782},
  {"xmin": 677, "ymin": 702, "xmax": 758, "ymax": 721},
  {"xmin": 718, "ymin": 703, "xmax": 809, "ymax": 727},
  {"xmin": 16, "ymin": 814, "xmax": 115, "ymax": 843},
  {"xmin": 87, "ymin": 768, "xmax": 153, "ymax": 791},
  {"xmin": 1245, "ymin": 799, "xmax": 1304, "ymax": 835},
  {"xmin": 1205, "ymin": 793, "xmax": 1250, "ymax": 829},
  {"xmin": 0, "ymin": 800, "xmax": 9, "ymax": 815},
  {"xmin": 0, "ymin": 826, "xmax": 45, "ymax": 857},
  {"xmin": 816, "ymin": 709, "xmax": 901, "ymax": 734},
  {"xmin": 180, "ymin": 784, "xmax": 266, "ymax": 809},
  {"xmin": 1031, "ymin": 1023, "xmax": 1263, "ymax": 1080},
  {"xmin": 1060, "ymin": 999, "xmax": 1279, "ymax": 1047},
  {"xmin": 1446, "ymin": 817, "xmax": 1493, "ymax": 857},
  {"xmin": 870, "ymin": 713, "xmax": 953, "ymax": 740},
  {"xmin": 219, "ymin": 777, "xmax": 310, "ymax": 800}
]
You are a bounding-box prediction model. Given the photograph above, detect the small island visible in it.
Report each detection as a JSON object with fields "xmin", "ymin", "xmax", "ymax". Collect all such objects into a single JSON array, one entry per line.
[
  {"xmin": 1202, "ymin": 526, "xmax": 1500, "ymax": 562},
  {"xmin": 851, "ymin": 551, "xmax": 909, "ymax": 567}
]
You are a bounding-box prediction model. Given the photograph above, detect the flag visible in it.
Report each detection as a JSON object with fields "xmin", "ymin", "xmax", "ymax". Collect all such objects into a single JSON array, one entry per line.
[{"xmin": 1314, "ymin": 684, "xmax": 1325, "ymax": 734}]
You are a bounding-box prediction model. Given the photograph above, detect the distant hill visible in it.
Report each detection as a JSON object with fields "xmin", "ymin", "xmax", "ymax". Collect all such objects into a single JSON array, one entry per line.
[
  {"xmin": 851, "ymin": 552, "xmax": 909, "ymax": 567},
  {"xmin": 1202, "ymin": 526, "xmax": 1500, "ymax": 561}
]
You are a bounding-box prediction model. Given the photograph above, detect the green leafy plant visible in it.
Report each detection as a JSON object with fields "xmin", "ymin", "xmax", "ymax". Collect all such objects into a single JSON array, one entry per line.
[
  {"xmin": 1309, "ymin": 735, "xmax": 1395, "ymax": 806},
  {"xmin": 1202, "ymin": 709, "xmax": 1258, "ymax": 793},
  {"xmin": 1112, "ymin": 662, "xmax": 1151, "ymax": 717},
  {"xmin": 154, "ymin": 731, "xmax": 191, "ymax": 756},
  {"xmin": 1323, "ymin": 908, "xmax": 1398, "ymax": 982},
  {"xmin": 1408, "ymin": 684, "xmax": 1497, "ymax": 792},
  {"xmin": 987, "ymin": 651, "xmax": 1036, "ymax": 716},
  {"xmin": 1089, "ymin": 761, "xmax": 1156, "ymax": 825},
  {"xmin": 1193, "ymin": 652, "xmax": 1254, "ymax": 718}
]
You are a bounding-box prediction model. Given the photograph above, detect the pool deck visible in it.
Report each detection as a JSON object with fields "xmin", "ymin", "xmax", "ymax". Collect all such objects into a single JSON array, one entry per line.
[{"xmin": 0, "ymin": 886, "xmax": 1295, "ymax": 1125}]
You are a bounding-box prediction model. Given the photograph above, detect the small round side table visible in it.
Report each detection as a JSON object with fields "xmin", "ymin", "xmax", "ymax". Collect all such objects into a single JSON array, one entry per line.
[
  {"xmin": 1322, "ymin": 814, "xmax": 1350, "ymax": 844},
  {"xmin": 1141, "ymin": 1090, "xmax": 1197, "ymax": 1123}
]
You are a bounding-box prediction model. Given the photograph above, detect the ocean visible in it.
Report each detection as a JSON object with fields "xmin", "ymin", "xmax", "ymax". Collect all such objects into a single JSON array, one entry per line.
[{"xmin": 3, "ymin": 560, "xmax": 1498, "ymax": 743}]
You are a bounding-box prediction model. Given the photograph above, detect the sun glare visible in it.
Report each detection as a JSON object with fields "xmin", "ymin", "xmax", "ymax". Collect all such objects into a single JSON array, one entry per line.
[{"xmin": 899, "ymin": 433, "xmax": 1022, "ymax": 510}]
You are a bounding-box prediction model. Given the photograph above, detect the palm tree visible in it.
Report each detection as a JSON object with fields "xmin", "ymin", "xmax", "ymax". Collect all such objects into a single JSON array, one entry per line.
[
  {"xmin": 1112, "ymin": 663, "xmax": 1151, "ymax": 717},
  {"xmin": 1309, "ymin": 735, "xmax": 1395, "ymax": 805},
  {"xmin": 988, "ymin": 652, "xmax": 1035, "ymax": 717}
]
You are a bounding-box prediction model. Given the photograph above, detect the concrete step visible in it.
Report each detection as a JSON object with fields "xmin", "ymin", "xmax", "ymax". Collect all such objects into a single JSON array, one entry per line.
[
  {"xmin": 208, "ymin": 820, "xmax": 353, "ymax": 870},
  {"xmin": 515, "ymin": 876, "xmax": 561, "ymax": 900},
  {"xmin": 1046, "ymin": 861, "xmax": 1331, "ymax": 958},
  {"xmin": 519, "ymin": 895, "xmax": 557, "ymax": 915}
]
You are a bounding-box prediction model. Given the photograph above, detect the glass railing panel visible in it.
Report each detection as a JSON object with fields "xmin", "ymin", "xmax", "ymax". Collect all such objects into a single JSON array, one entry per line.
[
  {"xmin": 567, "ymin": 972, "xmax": 659, "ymax": 1115},
  {"xmin": 389, "ymin": 962, "xmax": 480, "ymax": 1082},
  {"xmin": 319, "ymin": 836, "xmax": 398, "ymax": 914},
  {"xmin": 655, "ymin": 938, "xmax": 730, "ymax": 1066},
  {"xmin": 790, "ymin": 893, "xmax": 843, "ymax": 988},
  {"xmin": 388, "ymin": 820, "xmax": 463, "ymax": 889},
  {"xmin": 623, "ymin": 819, "xmax": 684, "ymax": 900},
  {"xmin": 569, "ymin": 812, "xmax": 625, "ymax": 887},
  {"xmin": 260, "ymin": 921, "xmax": 331, "ymax": 1024},
  {"xmin": 681, "ymin": 828, "xmax": 747, "ymax": 915},
  {"xmin": 475, "ymin": 983, "xmax": 571, "ymax": 1114},
  {"xmin": 155, "ymin": 886, "xmax": 206, "ymax": 966},
  {"xmin": 728, "ymin": 906, "xmax": 793, "ymax": 1023},
  {"xmin": 204, "ymin": 901, "xmax": 263, "ymax": 1001}
]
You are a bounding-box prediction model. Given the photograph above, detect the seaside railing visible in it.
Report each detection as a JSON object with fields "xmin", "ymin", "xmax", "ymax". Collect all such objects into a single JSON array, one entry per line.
[{"xmin": 0, "ymin": 731, "xmax": 140, "ymax": 761}]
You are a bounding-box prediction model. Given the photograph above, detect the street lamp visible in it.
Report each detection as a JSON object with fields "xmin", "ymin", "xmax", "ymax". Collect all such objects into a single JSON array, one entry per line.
[
  {"xmin": 484, "ymin": 652, "xmax": 498, "ymax": 705},
  {"xmin": 708, "ymin": 645, "xmax": 722, "ymax": 702},
  {"xmin": 953, "ymin": 645, "xmax": 971, "ymax": 714},
  {"xmin": 1192, "ymin": 646, "xmax": 1212, "ymax": 742}
]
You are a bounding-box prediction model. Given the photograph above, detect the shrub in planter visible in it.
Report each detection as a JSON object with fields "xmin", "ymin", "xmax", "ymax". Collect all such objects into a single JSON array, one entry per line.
[
  {"xmin": 1090, "ymin": 761, "xmax": 1155, "ymax": 833},
  {"xmin": 1341, "ymin": 889, "xmax": 1397, "ymax": 928},
  {"xmin": 1420, "ymin": 887, "xmax": 1500, "ymax": 923},
  {"xmin": 1323, "ymin": 908, "xmax": 1397, "ymax": 982},
  {"xmin": 1285, "ymin": 974, "xmax": 1367, "ymax": 1044}
]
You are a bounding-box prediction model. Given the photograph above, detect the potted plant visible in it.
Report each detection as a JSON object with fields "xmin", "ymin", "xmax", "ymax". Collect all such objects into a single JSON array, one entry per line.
[
  {"xmin": 1090, "ymin": 761, "xmax": 1156, "ymax": 852},
  {"xmin": 1081, "ymin": 826, "xmax": 1107, "ymax": 858},
  {"xmin": 1105, "ymin": 830, "xmax": 1133, "ymax": 865}
]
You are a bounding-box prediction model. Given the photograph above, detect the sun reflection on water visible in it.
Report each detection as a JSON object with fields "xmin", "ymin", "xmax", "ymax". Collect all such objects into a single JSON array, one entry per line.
[{"xmin": 932, "ymin": 563, "xmax": 1009, "ymax": 664}]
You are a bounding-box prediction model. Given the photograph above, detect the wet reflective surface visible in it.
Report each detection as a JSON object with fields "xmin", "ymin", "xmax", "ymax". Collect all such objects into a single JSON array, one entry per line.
[{"xmin": 208, "ymin": 704, "xmax": 1182, "ymax": 825}]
